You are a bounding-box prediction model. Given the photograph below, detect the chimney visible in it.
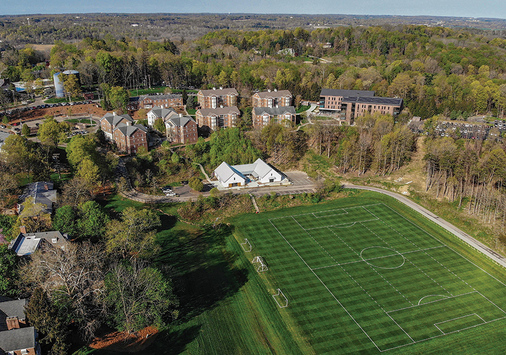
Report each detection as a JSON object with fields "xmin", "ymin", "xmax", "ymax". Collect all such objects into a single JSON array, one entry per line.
[
  {"xmin": 219, "ymin": 86, "xmax": 223, "ymax": 90},
  {"xmin": 274, "ymin": 88, "xmax": 277, "ymax": 92},
  {"xmin": 220, "ymin": 105, "xmax": 223, "ymax": 108},
  {"xmin": 20, "ymin": 226, "xmax": 27, "ymax": 234},
  {"xmin": 6, "ymin": 317, "xmax": 20, "ymax": 330},
  {"xmin": 213, "ymin": 87, "xmax": 216, "ymax": 90},
  {"xmin": 179, "ymin": 113, "xmax": 183, "ymax": 117},
  {"xmin": 268, "ymin": 89, "xmax": 271, "ymax": 92},
  {"xmin": 113, "ymin": 111, "xmax": 117, "ymax": 116}
]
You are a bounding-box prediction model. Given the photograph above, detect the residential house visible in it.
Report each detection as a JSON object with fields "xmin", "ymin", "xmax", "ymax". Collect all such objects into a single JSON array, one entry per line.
[
  {"xmin": 197, "ymin": 88, "xmax": 238, "ymax": 109},
  {"xmin": 9, "ymin": 228, "xmax": 68, "ymax": 257},
  {"xmin": 196, "ymin": 106, "xmax": 240, "ymax": 131},
  {"xmin": 252, "ymin": 89, "xmax": 292, "ymax": 108},
  {"xmin": 100, "ymin": 112, "xmax": 134, "ymax": 141},
  {"xmin": 214, "ymin": 158, "xmax": 284, "ymax": 188},
  {"xmin": 0, "ymin": 298, "xmax": 41, "ymax": 355},
  {"xmin": 112, "ymin": 124, "xmax": 148, "ymax": 155},
  {"xmin": 319, "ymin": 88, "xmax": 403, "ymax": 124},
  {"xmin": 139, "ymin": 94, "xmax": 183, "ymax": 110},
  {"xmin": 252, "ymin": 106, "xmax": 297, "ymax": 128},
  {"xmin": 147, "ymin": 106, "xmax": 178, "ymax": 127},
  {"xmin": 18, "ymin": 182, "xmax": 57, "ymax": 215},
  {"xmin": 165, "ymin": 115, "xmax": 198, "ymax": 144}
]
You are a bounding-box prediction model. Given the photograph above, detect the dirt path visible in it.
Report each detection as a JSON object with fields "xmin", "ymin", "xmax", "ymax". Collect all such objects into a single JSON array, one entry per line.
[{"xmin": 343, "ymin": 184, "xmax": 506, "ymax": 269}]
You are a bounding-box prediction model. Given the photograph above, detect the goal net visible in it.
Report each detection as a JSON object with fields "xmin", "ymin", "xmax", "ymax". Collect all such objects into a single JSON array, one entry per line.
[
  {"xmin": 241, "ymin": 238, "xmax": 253, "ymax": 252},
  {"xmin": 272, "ymin": 288, "xmax": 288, "ymax": 308},
  {"xmin": 252, "ymin": 255, "xmax": 268, "ymax": 272}
]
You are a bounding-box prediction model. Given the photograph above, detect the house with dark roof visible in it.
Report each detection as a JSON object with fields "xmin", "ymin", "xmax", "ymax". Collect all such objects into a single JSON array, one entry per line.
[
  {"xmin": 252, "ymin": 106, "xmax": 297, "ymax": 128},
  {"xmin": 8, "ymin": 229, "xmax": 68, "ymax": 257},
  {"xmin": 139, "ymin": 93, "xmax": 183, "ymax": 110},
  {"xmin": 147, "ymin": 106, "xmax": 179, "ymax": 127},
  {"xmin": 0, "ymin": 298, "xmax": 40, "ymax": 355},
  {"xmin": 112, "ymin": 124, "xmax": 148, "ymax": 155},
  {"xmin": 165, "ymin": 115, "xmax": 198, "ymax": 144},
  {"xmin": 196, "ymin": 106, "xmax": 240, "ymax": 131},
  {"xmin": 100, "ymin": 112, "xmax": 134, "ymax": 140},
  {"xmin": 319, "ymin": 88, "xmax": 403, "ymax": 124},
  {"xmin": 18, "ymin": 182, "xmax": 56, "ymax": 215},
  {"xmin": 252, "ymin": 89, "xmax": 292, "ymax": 108},
  {"xmin": 197, "ymin": 88, "xmax": 239, "ymax": 109}
]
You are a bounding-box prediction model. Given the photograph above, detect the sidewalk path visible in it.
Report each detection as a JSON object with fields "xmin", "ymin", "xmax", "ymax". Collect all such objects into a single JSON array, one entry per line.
[{"xmin": 343, "ymin": 184, "xmax": 506, "ymax": 269}]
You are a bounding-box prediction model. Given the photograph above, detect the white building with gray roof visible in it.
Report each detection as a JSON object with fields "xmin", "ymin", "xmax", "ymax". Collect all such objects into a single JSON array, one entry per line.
[{"xmin": 214, "ymin": 159, "xmax": 284, "ymax": 188}]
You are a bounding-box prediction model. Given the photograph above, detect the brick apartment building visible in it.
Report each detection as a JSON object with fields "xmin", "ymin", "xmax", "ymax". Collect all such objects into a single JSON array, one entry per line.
[
  {"xmin": 139, "ymin": 93, "xmax": 183, "ymax": 110},
  {"xmin": 147, "ymin": 107, "xmax": 179, "ymax": 127},
  {"xmin": 166, "ymin": 115, "xmax": 198, "ymax": 144},
  {"xmin": 197, "ymin": 88, "xmax": 238, "ymax": 109},
  {"xmin": 112, "ymin": 124, "xmax": 148, "ymax": 155},
  {"xmin": 319, "ymin": 89, "xmax": 403, "ymax": 124},
  {"xmin": 196, "ymin": 106, "xmax": 240, "ymax": 131},
  {"xmin": 252, "ymin": 89, "xmax": 292, "ymax": 108},
  {"xmin": 252, "ymin": 106, "xmax": 297, "ymax": 128},
  {"xmin": 100, "ymin": 112, "xmax": 134, "ymax": 140},
  {"xmin": 0, "ymin": 298, "xmax": 41, "ymax": 355}
]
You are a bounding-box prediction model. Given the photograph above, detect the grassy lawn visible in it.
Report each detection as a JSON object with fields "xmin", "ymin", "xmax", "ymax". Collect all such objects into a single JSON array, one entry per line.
[
  {"xmin": 45, "ymin": 97, "xmax": 83, "ymax": 103},
  {"xmin": 186, "ymin": 108, "xmax": 196, "ymax": 115},
  {"xmin": 66, "ymin": 118, "xmax": 96, "ymax": 125},
  {"xmin": 296, "ymin": 105, "xmax": 310, "ymax": 113},
  {"xmin": 232, "ymin": 191, "xmax": 506, "ymax": 354},
  {"xmin": 77, "ymin": 191, "xmax": 506, "ymax": 354}
]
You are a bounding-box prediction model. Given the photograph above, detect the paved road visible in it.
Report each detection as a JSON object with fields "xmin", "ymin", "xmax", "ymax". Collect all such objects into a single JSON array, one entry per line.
[{"xmin": 343, "ymin": 184, "xmax": 506, "ymax": 269}]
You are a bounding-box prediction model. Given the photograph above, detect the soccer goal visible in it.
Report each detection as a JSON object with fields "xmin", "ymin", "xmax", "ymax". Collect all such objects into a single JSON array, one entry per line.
[
  {"xmin": 272, "ymin": 288, "xmax": 288, "ymax": 308},
  {"xmin": 241, "ymin": 238, "xmax": 253, "ymax": 252},
  {"xmin": 252, "ymin": 255, "xmax": 268, "ymax": 272}
]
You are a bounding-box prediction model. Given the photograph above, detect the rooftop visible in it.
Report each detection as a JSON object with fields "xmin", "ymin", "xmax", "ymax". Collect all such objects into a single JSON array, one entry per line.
[
  {"xmin": 253, "ymin": 106, "xmax": 296, "ymax": 116},
  {"xmin": 320, "ymin": 88, "xmax": 375, "ymax": 97},
  {"xmin": 254, "ymin": 90, "xmax": 292, "ymax": 98},
  {"xmin": 0, "ymin": 299, "xmax": 27, "ymax": 331},
  {"xmin": 198, "ymin": 106, "xmax": 240, "ymax": 116},
  {"xmin": 199, "ymin": 88, "xmax": 239, "ymax": 96},
  {"xmin": 9, "ymin": 231, "xmax": 68, "ymax": 257},
  {"xmin": 0, "ymin": 326, "xmax": 37, "ymax": 352}
]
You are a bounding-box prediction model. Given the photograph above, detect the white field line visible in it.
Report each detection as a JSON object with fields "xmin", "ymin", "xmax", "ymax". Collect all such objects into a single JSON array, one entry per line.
[
  {"xmin": 434, "ymin": 313, "xmax": 484, "ymax": 334},
  {"xmin": 418, "ymin": 294, "xmax": 449, "ymax": 305},
  {"xmin": 269, "ymin": 203, "xmax": 382, "ymax": 221},
  {"xmin": 305, "ymin": 218, "xmax": 379, "ymax": 230},
  {"xmin": 268, "ymin": 219, "xmax": 383, "ymax": 353},
  {"xmin": 312, "ymin": 208, "xmax": 348, "ymax": 218},
  {"xmin": 312, "ymin": 246, "xmax": 445, "ymax": 271},
  {"xmin": 382, "ymin": 203, "xmax": 506, "ymax": 290},
  {"xmin": 365, "ymin": 205, "xmax": 475, "ymax": 294},
  {"xmin": 291, "ymin": 217, "xmax": 339, "ymax": 265},
  {"xmin": 387, "ymin": 291, "xmax": 477, "ymax": 314}
]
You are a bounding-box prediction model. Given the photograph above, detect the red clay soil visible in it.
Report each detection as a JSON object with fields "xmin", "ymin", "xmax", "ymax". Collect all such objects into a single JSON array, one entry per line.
[
  {"xmin": 89, "ymin": 326, "xmax": 159, "ymax": 353},
  {"xmin": 10, "ymin": 104, "xmax": 109, "ymax": 124}
]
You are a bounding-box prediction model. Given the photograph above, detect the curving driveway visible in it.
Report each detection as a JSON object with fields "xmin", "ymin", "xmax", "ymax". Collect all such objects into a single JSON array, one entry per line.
[{"xmin": 343, "ymin": 184, "xmax": 506, "ymax": 269}]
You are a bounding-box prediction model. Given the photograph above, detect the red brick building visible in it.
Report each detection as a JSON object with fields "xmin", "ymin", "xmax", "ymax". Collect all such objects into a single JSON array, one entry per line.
[
  {"xmin": 166, "ymin": 115, "xmax": 198, "ymax": 144},
  {"xmin": 100, "ymin": 112, "xmax": 134, "ymax": 141},
  {"xmin": 252, "ymin": 89, "xmax": 292, "ymax": 108},
  {"xmin": 139, "ymin": 94, "xmax": 183, "ymax": 110},
  {"xmin": 196, "ymin": 106, "xmax": 240, "ymax": 131},
  {"xmin": 0, "ymin": 298, "xmax": 40, "ymax": 355},
  {"xmin": 319, "ymin": 88, "xmax": 403, "ymax": 124},
  {"xmin": 112, "ymin": 124, "xmax": 148, "ymax": 155},
  {"xmin": 252, "ymin": 106, "xmax": 297, "ymax": 128},
  {"xmin": 197, "ymin": 88, "xmax": 238, "ymax": 109}
]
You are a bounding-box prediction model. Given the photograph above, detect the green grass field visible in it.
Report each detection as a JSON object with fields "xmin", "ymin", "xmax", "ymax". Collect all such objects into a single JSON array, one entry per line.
[{"xmin": 233, "ymin": 195, "xmax": 506, "ymax": 354}]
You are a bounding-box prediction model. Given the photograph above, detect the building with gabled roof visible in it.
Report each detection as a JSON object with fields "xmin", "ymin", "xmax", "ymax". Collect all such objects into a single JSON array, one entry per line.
[
  {"xmin": 8, "ymin": 230, "xmax": 68, "ymax": 257},
  {"xmin": 213, "ymin": 158, "xmax": 284, "ymax": 188},
  {"xmin": 165, "ymin": 115, "xmax": 198, "ymax": 144},
  {"xmin": 196, "ymin": 106, "xmax": 240, "ymax": 131},
  {"xmin": 18, "ymin": 182, "xmax": 56, "ymax": 215},
  {"xmin": 112, "ymin": 124, "xmax": 148, "ymax": 155},
  {"xmin": 252, "ymin": 106, "xmax": 297, "ymax": 128},
  {"xmin": 147, "ymin": 106, "xmax": 179, "ymax": 127},
  {"xmin": 0, "ymin": 298, "xmax": 40, "ymax": 355},
  {"xmin": 100, "ymin": 112, "xmax": 134, "ymax": 140},
  {"xmin": 0, "ymin": 299, "xmax": 28, "ymax": 331},
  {"xmin": 197, "ymin": 87, "xmax": 239, "ymax": 109},
  {"xmin": 139, "ymin": 93, "xmax": 183, "ymax": 110},
  {"xmin": 252, "ymin": 89, "xmax": 292, "ymax": 108}
]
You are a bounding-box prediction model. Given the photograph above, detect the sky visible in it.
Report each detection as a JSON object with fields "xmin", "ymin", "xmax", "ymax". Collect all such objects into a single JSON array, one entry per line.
[{"xmin": 2, "ymin": 0, "xmax": 505, "ymax": 20}]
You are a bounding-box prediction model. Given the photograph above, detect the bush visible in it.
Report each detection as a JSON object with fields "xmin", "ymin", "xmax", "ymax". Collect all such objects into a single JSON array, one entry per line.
[{"xmin": 189, "ymin": 177, "xmax": 204, "ymax": 192}]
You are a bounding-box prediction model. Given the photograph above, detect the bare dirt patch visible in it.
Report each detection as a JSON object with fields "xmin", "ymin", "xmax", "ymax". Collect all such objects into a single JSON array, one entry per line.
[{"xmin": 89, "ymin": 326, "xmax": 159, "ymax": 353}]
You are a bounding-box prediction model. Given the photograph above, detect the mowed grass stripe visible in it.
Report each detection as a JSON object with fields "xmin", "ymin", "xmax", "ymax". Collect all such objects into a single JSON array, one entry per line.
[{"xmin": 233, "ymin": 198, "xmax": 506, "ymax": 353}]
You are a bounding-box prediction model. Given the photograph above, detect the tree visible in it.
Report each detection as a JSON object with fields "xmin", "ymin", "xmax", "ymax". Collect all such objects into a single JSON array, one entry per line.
[
  {"xmin": 0, "ymin": 245, "xmax": 19, "ymax": 297},
  {"xmin": 62, "ymin": 73, "xmax": 81, "ymax": 102},
  {"xmin": 20, "ymin": 242, "xmax": 107, "ymax": 341},
  {"xmin": 154, "ymin": 117, "xmax": 165, "ymax": 133},
  {"xmin": 59, "ymin": 177, "xmax": 93, "ymax": 207},
  {"xmin": 37, "ymin": 116, "xmax": 68, "ymax": 150},
  {"xmin": 189, "ymin": 176, "xmax": 204, "ymax": 192},
  {"xmin": 105, "ymin": 207, "xmax": 161, "ymax": 259},
  {"xmin": 107, "ymin": 86, "xmax": 129, "ymax": 112},
  {"xmin": 105, "ymin": 260, "xmax": 178, "ymax": 333},
  {"xmin": 77, "ymin": 201, "xmax": 109, "ymax": 240},
  {"xmin": 52, "ymin": 206, "xmax": 78, "ymax": 237},
  {"xmin": 77, "ymin": 158, "xmax": 100, "ymax": 187},
  {"xmin": 24, "ymin": 288, "xmax": 70, "ymax": 355},
  {"xmin": 21, "ymin": 123, "xmax": 30, "ymax": 136}
]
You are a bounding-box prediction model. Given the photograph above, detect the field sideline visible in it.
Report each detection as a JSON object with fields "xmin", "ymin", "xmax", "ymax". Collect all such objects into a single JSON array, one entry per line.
[{"xmin": 233, "ymin": 192, "xmax": 506, "ymax": 354}]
